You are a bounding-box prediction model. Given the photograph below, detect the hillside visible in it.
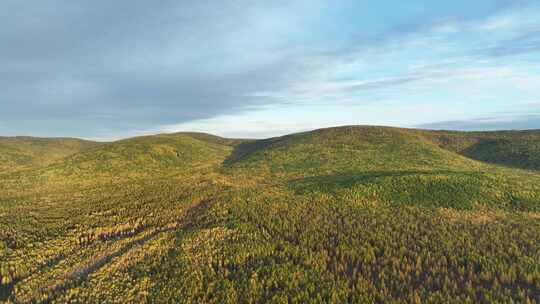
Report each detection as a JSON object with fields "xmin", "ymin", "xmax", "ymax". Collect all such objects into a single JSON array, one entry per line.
[
  {"xmin": 226, "ymin": 126, "xmax": 540, "ymax": 211},
  {"xmin": 226, "ymin": 126, "xmax": 482, "ymax": 174},
  {"xmin": 40, "ymin": 133, "xmax": 233, "ymax": 181},
  {"xmin": 228, "ymin": 126, "xmax": 540, "ymax": 173},
  {"xmin": 420, "ymin": 129, "xmax": 540, "ymax": 171},
  {"xmin": 0, "ymin": 133, "xmax": 234, "ymax": 195},
  {"xmin": 1, "ymin": 126, "xmax": 539, "ymax": 303},
  {"xmin": 0, "ymin": 137, "xmax": 100, "ymax": 174}
]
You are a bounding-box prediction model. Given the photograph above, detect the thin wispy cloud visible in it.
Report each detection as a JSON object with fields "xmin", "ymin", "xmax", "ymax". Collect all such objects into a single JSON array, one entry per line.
[{"xmin": 420, "ymin": 114, "xmax": 540, "ymax": 131}]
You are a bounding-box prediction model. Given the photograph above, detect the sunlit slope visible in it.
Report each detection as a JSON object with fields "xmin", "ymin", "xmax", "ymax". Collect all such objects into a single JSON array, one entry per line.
[
  {"xmin": 0, "ymin": 133, "xmax": 234, "ymax": 200},
  {"xmin": 420, "ymin": 129, "xmax": 540, "ymax": 171},
  {"xmin": 172, "ymin": 132, "xmax": 246, "ymax": 147},
  {"xmin": 40, "ymin": 133, "xmax": 232, "ymax": 180},
  {"xmin": 0, "ymin": 133, "xmax": 234, "ymax": 303},
  {"xmin": 227, "ymin": 126, "xmax": 540, "ymax": 210},
  {"xmin": 227, "ymin": 126, "xmax": 482, "ymax": 175},
  {"xmin": 0, "ymin": 137, "xmax": 100, "ymax": 174}
]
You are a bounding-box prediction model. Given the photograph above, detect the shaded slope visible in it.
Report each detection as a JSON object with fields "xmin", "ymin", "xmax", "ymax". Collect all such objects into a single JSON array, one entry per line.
[
  {"xmin": 421, "ymin": 129, "xmax": 540, "ymax": 171},
  {"xmin": 290, "ymin": 170, "xmax": 540, "ymax": 211},
  {"xmin": 0, "ymin": 137, "xmax": 100, "ymax": 174}
]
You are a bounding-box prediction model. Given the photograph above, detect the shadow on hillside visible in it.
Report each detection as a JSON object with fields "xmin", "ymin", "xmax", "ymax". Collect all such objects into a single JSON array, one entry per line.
[
  {"xmin": 222, "ymin": 138, "xmax": 276, "ymax": 166},
  {"xmin": 288, "ymin": 170, "xmax": 479, "ymax": 191},
  {"xmin": 460, "ymin": 139, "xmax": 538, "ymax": 171},
  {"xmin": 0, "ymin": 283, "xmax": 14, "ymax": 302},
  {"xmin": 223, "ymin": 131, "xmax": 314, "ymax": 166}
]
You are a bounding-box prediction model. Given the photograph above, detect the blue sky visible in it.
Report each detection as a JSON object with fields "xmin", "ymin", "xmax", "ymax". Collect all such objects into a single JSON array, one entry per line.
[{"xmin": 1, "ymin": 0, "xmax": 540, "ymax": 140}]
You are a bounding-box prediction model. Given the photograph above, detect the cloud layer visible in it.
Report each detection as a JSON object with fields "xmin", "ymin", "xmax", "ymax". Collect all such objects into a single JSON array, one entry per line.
[{"xmin": 1, "ymin": 1, "xmax": 540, "ymax": 139}]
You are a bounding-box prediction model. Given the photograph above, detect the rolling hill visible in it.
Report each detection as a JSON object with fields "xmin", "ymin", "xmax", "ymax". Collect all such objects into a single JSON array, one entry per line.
[
  {"xmin": 1, "ymin": 126, "xmax": 539, "ymax": 303},
  {"xmin": 228, "ymin": 126, "xmax": 540, "ymax": 173},
  {"xmin": 39, "ymin": 133, "xmax": 233, "ymax": 181},
  {"xmin": 226, "ymin": 126, "xmax": 482, "ymax": 174},
  {"xmin": 226, "ymin": 126, "xmax": 540, "ymax": 211},
  {"xmin": 0, "ymin": 137, "xmax": 101, "ymax": 174}
]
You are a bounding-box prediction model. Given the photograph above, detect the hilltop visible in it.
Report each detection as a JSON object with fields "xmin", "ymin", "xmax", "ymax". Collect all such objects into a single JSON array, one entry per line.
[
  {"xmin": 228, "ymin": 126, "xmax": 540, "ymax": 173},
  {"xmin": 1, "ymin": 126, "xmax": 539, "ymax": 303},
  {"xmin": 226, "ymin": 126, "xmax": 482, "ymax": 174}
]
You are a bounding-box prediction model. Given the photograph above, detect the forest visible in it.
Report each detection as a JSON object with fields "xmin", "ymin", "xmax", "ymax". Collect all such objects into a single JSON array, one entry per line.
[{"xmin": 1, "ymin": 126, "xmax": 539, "ymax": 303}]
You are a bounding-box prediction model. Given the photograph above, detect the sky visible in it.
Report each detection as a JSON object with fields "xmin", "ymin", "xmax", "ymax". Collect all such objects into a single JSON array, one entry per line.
[{"xmin": 2, "ymin": 0, "xmax": 540, "ymax": 140}]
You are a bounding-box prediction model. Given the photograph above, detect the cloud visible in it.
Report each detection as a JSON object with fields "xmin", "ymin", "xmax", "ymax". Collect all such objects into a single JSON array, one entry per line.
[
  {"xmin": 293, "ymin": 76, "xmax": 425, "ymax": 97},
  {"xmin": 0, "ymin": 1, "xmax": 322, "ymax": 137},
  {"xmin": 283, "ymin": 65, "xmax": 519, "ymax": 104},
  {"xmin": 481, "ymin": 29, "xmax": 540, "ymax": 57},
  {"xmin": 480, "ymin": 17, "xmax": 515, "ymax": 31},
  {"xmin": 1, "ymin": 0, "xmax": 540, "ymax": 138},
  {"xmin": 419, "ymin": 114, "xmax": 540, "ymax": 131}
]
